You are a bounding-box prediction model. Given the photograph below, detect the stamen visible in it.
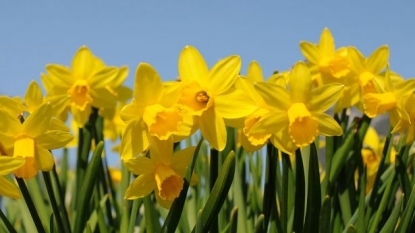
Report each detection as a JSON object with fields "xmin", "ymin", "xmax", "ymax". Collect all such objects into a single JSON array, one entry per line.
[{"xmin": 195, "ymin": 91, "xmax": 210, "ymax": 102}]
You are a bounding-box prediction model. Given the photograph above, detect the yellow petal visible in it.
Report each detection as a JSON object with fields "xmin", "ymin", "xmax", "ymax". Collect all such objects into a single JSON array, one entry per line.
[
  {"xmin": 288, "ymin": 62, "xmax": 312, "ymax": 104},
  {"xmin": 124, "ymin": 173, "xmax": 156, "ymax": 200},
  {"xmin": 149, "ymin": 137, "xmax": 174, "ymax": 165},
  {"xmin": 363, "ymin": 92, "xmax": 397, "ymax": 118},
  {"xmin": 45, "ymin": 64, "xmax": 74, "ymax": 88},
  {"xmin": 23, "ymin": 103, "xmax": 52, "ymax": 138},
  {"xmin": 14, "ymin": 136, "xmax": 35, "ymax": 158},
  {"xmin": 0, "ymin": 176, "xmax": 21, "ymax": 199},
  {"xmin": 134, "ymin": 63, "xmax": 163, "ymax": 105},
  {"xmin": 319, "ymin": 28, "xmax": 335, "ymax": 57},
  {"xmin": 207, "ymin": 55, "xmax": 241, "ymax": 95},
  {"xmin": 200, "ymin": 107, "xmax": 226, "ymax": 151},
  {"xmin": 247, "ymin": 61, "xmax": 265, "ymax": 83},
  {"xmin": 154, "ymin": 163, "xmax": 184, "ymax": 201},
  {"xmin": 249, "ymin": 111, "xmax": 288, "ymax": 134},
  {"xmin": 88, "ymin": 67, "xmax": 120, "ymax": 89},
  {"xmin": 214, "ymin": 90, "xmax": 257, "ymax": 119},
  {"xmin": 35, "ymin": 147, "xmax": 54, "ymax": 171},
  {"xmin": 312, "ymin": 112, "xmax": 343, "ymax": 136},
  {"xmin": 178, "ymin": 80, "xmax": 212, "ymax": 115},
  {"xmin": 0, "ymin": 156, "xmax": 25, "ymax": 175},
  {"xmin": 269, "ymin": 128, "xmax": 298, "ymax": 154},
  {"xmin": 348, "ymin": 47, "xmax": 365, "ymax": 73},
  {"xmin": 24, "ymin": 81, "xmax": 43, "ymax": 113},
  {"xmin": 36, "ymin": 130, "xmax": 74, "ymax": 150},
  {"xmin": 71, "ymin": 46, "xmax": 96, "ymax": 78},
  {"xmin": 70, "ymin": 102, "xmax": 91, "ymax": 128},
  {"xmin": 287, "ymin": 103, "xmax": 318, "ymax": 147},
  {"xmin": 178, "ymin": 46, "xmax": 208, "ymax": 82},
  {"xmin": 171, "ymin": 146, "xmax": 196, "ymax": 175},
  {"xmin": 309, "ymin": 83, "xmax": 344, "ymax": 112},
  {"xmin": 143, "ymin": 105, "xmax": 184, "ymax": 140},
  {"xmin": 123, "ymin": 156, "xmax": 155, "ymax": 175},
  {"xmin": 14, "ymin": 157, "xmax": 38, "ymax": 179},
  {"xmin": 243, "ymin": 112, "xmax": 272, "ymax": 148},
  {"xmin": 120, "ymin": 119, "xmax": 149, "ymax": 160},
  {"xmin": 255, "ymin": 82, "xmax": 290, "ymax": 111},
  {"xmin": 299, "ymin": 41, "xmax": 319, "ymax": 64},
  {"xmin": 155, "ymin": 191, "xmax": 173, "ymax": 209},
  {"xmin": 120, "ymin": 100, "xmax": 145, "ymax": 123},
  {"xmin": 0, "ymin": 96, "xmax": 25, "ymax": 117},
  {"xmin": 90, "ymin": 88, "xmax": 117, "ymax": 109},
  {"xmin": 366, "ymin": 45, "xmax": 389, "ymax": 73}
]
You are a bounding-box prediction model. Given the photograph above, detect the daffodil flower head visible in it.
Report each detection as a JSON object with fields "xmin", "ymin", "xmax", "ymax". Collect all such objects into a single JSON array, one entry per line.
[
  {"xmin": 0, "ymin": 103, "xmax": 73, "ymax": 179},
  {"xmin": 42, "ymin": 46, "xmax": 126, "ymax": 127},
  {"xmin": 250, "ymin": 61, "xmax": 344, "ymax": 153},
  {"xmin": 123, "ymin": 138, "xmax": 197, "ymax": 209},
  {"xmin": 177, "ymin": 46, "xmax": 257, "ymax": 151}
]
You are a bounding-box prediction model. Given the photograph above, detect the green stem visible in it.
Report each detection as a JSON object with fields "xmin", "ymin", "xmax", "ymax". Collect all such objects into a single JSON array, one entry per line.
[
  {"xmin": 43, "ymin": 171, "xmax": 67, "ymax": 233},
  {"xmin": 209, "ymin": 148, "xmax": 219, "ymax": 232},
  {"xmin": 16, "ymin": 177, "xmax": 46, "ymax": 233},
  {"xmin": 0, "ymin": 207, "xmax": 17, "ymax": 233}
]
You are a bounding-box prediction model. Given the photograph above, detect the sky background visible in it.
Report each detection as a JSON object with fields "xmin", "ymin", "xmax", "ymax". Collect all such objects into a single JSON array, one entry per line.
[{"xmin": 1, "ymin": 1, "xmax": 415, "ymax": 166}]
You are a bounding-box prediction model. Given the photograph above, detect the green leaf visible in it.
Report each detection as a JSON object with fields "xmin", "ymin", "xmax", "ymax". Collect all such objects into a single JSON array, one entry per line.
[
  {"xmin": 396, "ymin": 185, "xmax": 415, "ymax": 232},
  {"xmin": 304, "ymin": 143, "xmax": 322, "ymax": 233},
  {"xmin": 229, "ymin": 207, "xmax": 238, "ymax": 233},
  {"xmin": 319, "ymin": 196, "xmax": 331, "ymax": 233},
  {"xmin": 357, "ymin": 168, "xmax": 366, "ymax": 233},
  {"xmin": 0, "ymin": 208, "xmax": 17, "ymax": 233},
  {"xmin": 191, "ymin": 150, "xmax": 236, "ymax": 233},
  {"xmin": 379, "ymin": 193, "xmax": 403, "ymax": 233},
  {"xmin": 293, "ymin": 149, "xmax": 305, "ymax": 233},
  {"xmin": 73, "ymin": 141, "xmax": 104, "ymax": 233},
  {"xmin": 144, "ymin": 195, "xmax": 161, "ymax": 233},
  {"xmin": 254, "ymin": 214, "xmax": 265, "ymax": 233}
]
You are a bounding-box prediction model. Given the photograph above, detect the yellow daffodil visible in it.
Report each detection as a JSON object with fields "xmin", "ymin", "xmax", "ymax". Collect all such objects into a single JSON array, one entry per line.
[
  {"xmin": 300, "ymin": 28, "xmax": 359, "ymax": 112},
  {"xmin": 0, "ymin": 103, "xmax": 73, "ymax": 179},
  {"xmin": 392, "ymin": 93, "xmax": 415, "ymax": 144},
  {"xmin": 0, "ymin": 156, "xmax": 24, "ymax": 199},
  {"xmin": 348, "ymin": 45, "xmax": 389, "ymax": 95},
  {"xmin": 120, "ymin": 63, "xmax": 192, "ymax": 159},
  {"xmin": 362, "ymin": 67, "xmax": 415, "ymax": 126},
  {"xmin": 41, "ymin": 46, "xmax": 127, "ymax": 127},
  {"xmin": 177, "ymin": 46, "xmax": 256, "ymax": 151},
  {"xmin": 123, "ymin": 138, "xmax": 197, "ymax": 209},
  {"xmin": 249, "ymin": 61, "xmax": 344, "ymax": 153}
]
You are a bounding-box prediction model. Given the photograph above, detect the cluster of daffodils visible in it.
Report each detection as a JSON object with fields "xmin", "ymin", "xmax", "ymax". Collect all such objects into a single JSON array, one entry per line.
[{"xmin": 1, "ymin": 27, "xmax": 415, "ymax": 210}]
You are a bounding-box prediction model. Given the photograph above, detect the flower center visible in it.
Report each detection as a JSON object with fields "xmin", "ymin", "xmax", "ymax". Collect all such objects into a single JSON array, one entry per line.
[
  {"xmin": 154, "ymin": 163, "xmax": 184, "ymax": 201},
  {"xmin": 287, "ymin": 103, "xmax": 318, "ymax": 147},
  {"xmin": 68, "ymin": 79, "xmax": 92, "ymax": 109},
  {"xmin": 195, "ymin": 91, "xmax": 210, "ymax": 102},
  {"xmin": 14, "ymin": 134, "xmax": 35, "ymax": 158}
]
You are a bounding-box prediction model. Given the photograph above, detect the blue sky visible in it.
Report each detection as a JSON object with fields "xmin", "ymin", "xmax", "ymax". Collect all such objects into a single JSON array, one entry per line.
[{"xmin": 1, "ymin": 1, "xmax": 415, "ymax": 165}]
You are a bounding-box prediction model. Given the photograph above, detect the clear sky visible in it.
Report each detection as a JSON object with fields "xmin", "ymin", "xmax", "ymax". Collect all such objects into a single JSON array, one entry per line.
[{"xmin": 1, "ymin": 1, "xmax": 415, "ymax": 165}]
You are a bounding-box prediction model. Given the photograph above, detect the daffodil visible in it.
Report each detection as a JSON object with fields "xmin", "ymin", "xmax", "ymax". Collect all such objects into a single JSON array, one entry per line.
[
  {"xmin": 362, "ymin": 67, "xmax": 415, "ymax": 126},
  {"xmin": 41, "ymin": 46, "xmax": 127, "ymax": 127},
  {"xmin": 249, "ymin": 61, "xmax": 344, "ymax": 153},
  {"xmin": 392, "ymin": 93, "xmax": 415, "ymax": 144},
  {"xmin": 0, "ymin": 103, "xmax": 73, "ymax": 179},
  {"xmin": 123, "ymin": 138, "xmax": 197, "ymax": 209},
  {"xmin": 300, "ymin": 28, "xmax": 359, "ymax": 112},
  {"xmin": 0, "ymin": 156, "xmax": 24, "ymax": 199},
  {"xmin": 177, "ymin": 46, "xmax": 256, "ymax": 151},
  {"xmin": 120, "ymin": 63, "xmax": 192, "ymax": 159},
  {"xmin": 348, "ymin": 45, "xmax": 389, "ymax": 95}
]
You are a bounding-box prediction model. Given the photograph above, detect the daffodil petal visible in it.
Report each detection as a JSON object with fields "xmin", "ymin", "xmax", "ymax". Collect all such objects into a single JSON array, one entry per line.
[
  {"xmin": 312, "ymin": 112, "xmax": 343, "ymax": 136},
  {"xmin": 149, "ymin": 137, "xmax": 174, "ymax": 165},
  {"xmin": 0, "ymin": 156, "xmax": 25, "ymax": 175},
  {"xmin": 249, "ymin": 111, "xmax": 288, "ymax": 134},
  {"xmin": 89, "ymin": 67, "xmax": 120, "ymax": 89},
  {"xmin": 289, "ymin": 62, "xmax": 312, "ymax": 103},
  {"xmin": 299, "ymin": 41, "xmax": 319, "ymax": 64},
  {"xmin": 45, "ymin": 64, "xmax": 74, "ymax": 88},
  {"xmin": 35, "ymin": 147, "xmax": 54, "ymax": 171},
  {"xmin": 269, "ymin": 128, "xmax": 297, "ymax": 154},
  {"xmin": 255, "ymin": 83, "xmax": 290, "ymax": 111},
  {"xmin": 123, "ymin": 156, "xmax": 155, "ymax": 175},
  {"xmin": 24, "ymin": 81, "xmax": 43, "ymax": 112},
  {"xmin": 309, "ymin": 83, "xmax": 344, "ymax": 112},
  {"xmin": 200, "ymin": 107, "xmax": 226, "ymax": 151},
  {"xmin": 134, "ymin": 63, "xmax": 163, "ymax": 105},
  {"xmin": 0, "ymin": 176, "xmax": 21, "ymax": 199},
  {"xmin": 24, "ymin": 103, "xmax": 52, "ymax": 138},
  {"xmin": 155, "ymin": 191, "xmax": 173, "ymax": 209},
  {"xmin": 171, "ymin": 146, "xmax": 196, "ymax": 175},
  {"xmin": 348, "ymin": 47, "xmax": 365, "ymax": 73},
  {"xmin": 120, "ymin": 100, "xmax": 144, "ymax": 123},
  {"xmin": 36, "ymin": 130, "xmax": 74, "ymax": 149},
  {"xmin": 214, "ymin": 90, "xmax": 257, "ymax": 119},
  {"xmin": 178, "ymin": 46, "xmax": 209, "ymax": 83},
  {"xmin": 319, "ymin": 28, "xmax": 335, "ymax": 57},
  {"xmin": 124, "ymin": 173, "xmax": 156, "ymax": 200},
  {"xmin": 70, "ymin": 103, "xmax": 91, "ymax": 128},
  {"xmin": 120, "ymin": 119, "xmax": 149, "ymax": 160},
  {"xmin": 247, "ymin": 61, "xmax": 265, "ymax": 82},
  {"xmin": 206, "ymin": 55, "xmax": 241, "ymax": 95},
  {"xmin": 71, "ymin": 46, "xmax": 96, "ymax": 78},
  {"xmin": 366, "ymin": 45, "xmax": 389, "ymax": 73}
]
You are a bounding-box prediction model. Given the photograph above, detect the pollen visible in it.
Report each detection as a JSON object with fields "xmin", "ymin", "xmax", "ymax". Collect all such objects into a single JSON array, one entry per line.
[{"xmin": 195, "ymin": 91, "xmax": 210, "ymax": 102}]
